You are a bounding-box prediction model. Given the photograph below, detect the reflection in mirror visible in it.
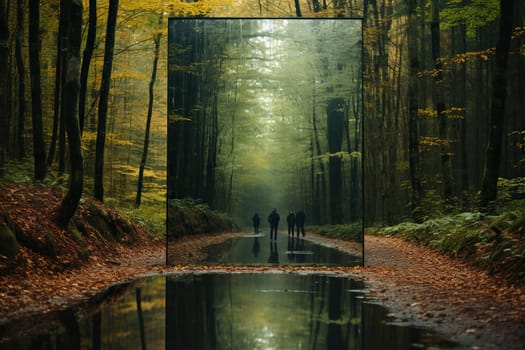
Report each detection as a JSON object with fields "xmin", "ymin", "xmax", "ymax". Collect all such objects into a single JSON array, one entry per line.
[{"xmin": 167, "ymin": 19, "xmax": 363, "ymax": 266}]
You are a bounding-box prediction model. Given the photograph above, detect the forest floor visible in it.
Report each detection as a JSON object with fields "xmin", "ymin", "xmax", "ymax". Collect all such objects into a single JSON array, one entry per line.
[{"xmin": 1, "ymin": 183, "xmax": 524, "ymax": 349}]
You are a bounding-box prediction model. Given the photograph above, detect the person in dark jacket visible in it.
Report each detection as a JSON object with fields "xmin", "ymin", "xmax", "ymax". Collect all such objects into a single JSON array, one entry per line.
[
  {"xmin": 267, "ymin": 208, "xmax": 280, "ymax": 240},
  {"xmin": 295, "ymin": 210, "xmax": 306, "ymax": 237},
  {"xmin": 286, "ymin": 211, "xmax": 296, "ymax": 236}
]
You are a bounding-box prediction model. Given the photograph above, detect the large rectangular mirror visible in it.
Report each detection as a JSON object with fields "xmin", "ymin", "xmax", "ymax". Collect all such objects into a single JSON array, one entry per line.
[{"xmin": 167, "ymin": 19, "xmax": 363, "ymax": 266}]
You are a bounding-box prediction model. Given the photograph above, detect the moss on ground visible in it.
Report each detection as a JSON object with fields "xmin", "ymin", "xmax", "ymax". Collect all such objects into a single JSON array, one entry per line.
[
  {"xmin": 372, "ymin": 210, "xmax": 525, "ymax": 282},
  {"xmin": 167, "ymin": 198, "xmax": 239, "ymax": 238}
]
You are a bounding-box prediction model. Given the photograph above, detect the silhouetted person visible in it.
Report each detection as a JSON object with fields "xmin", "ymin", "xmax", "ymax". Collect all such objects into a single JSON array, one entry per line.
[
  {"xmin": 296, "ymin": 210, "xmax": 306, "ymax": 237},
  {"xmin": 252, "ymin": 213, "xmax": 261, "ymax": 234},
  {"xmin": 268, "ymin": 242, "xmax": 279, "ymax": 264},
  {"xmin": 267, "ymin": 208, "xmax": 280, "ymax": 240},
  {"xmin": 286, "ymin": 211, "xmax": 296, "ymax": 236}
]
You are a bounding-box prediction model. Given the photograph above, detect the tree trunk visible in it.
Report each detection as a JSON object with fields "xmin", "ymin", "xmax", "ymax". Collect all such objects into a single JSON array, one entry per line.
[
  {"xmin": 311, "ymin": 94, "xmax": 325, "ymax": 225},
  {"xmin": 0, "ymin": 1, "xmax": 8, "ymax": 176},
  {"xmin": 29, "ymin": 0, "xmax": 47, "ymax": 181},
  {"xmin": 58, "ymin": 0, "xmax": 71, "ymax": 174},
  {"xmin": 47, "ymin": 11, "xmax": 64, "ymax": 167},
  {"xmin": 55, "ymin": 0, "xmax": 83, "ymax": 227},
  {"xmin": 480, "ymin": 0, "xmax": 515, "ymax": 211},
  {"xmin": 312, "ymin": 0, "xmax": 322, "ymax": 12},
  {"xmin": 327, "ymin": 98, "xmax": 345, "ymax": 224},
  {"xmin": 78, "ymin": 0, "xmax": 96, "ymax": 134},
  {"xmin": 94, "ymin": 0, "xmax": 119, "ymax": 202},
  {"xmin": 15, "ymin": 0, "xmax": 25, "ymax": 160},
  {"xmin": 431, "ymin": 0, "xmax": 453, "ymax": 208},
  {"xmin": 294, "ymin": 0, "xmax": 302, "ymax": 17},
  {"xmin": 407, "ymin": 0, "xmax": 422, "ymax": 222},
  {"xmin": 205, "ymin": 93, "xmax": 218, "ymax": 207},
  {"xmin": 136, "ymin": 14, "xmax": 162, "ymax": 208}
]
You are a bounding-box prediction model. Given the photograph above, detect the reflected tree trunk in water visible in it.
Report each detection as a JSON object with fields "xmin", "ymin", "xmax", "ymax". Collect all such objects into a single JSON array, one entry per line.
[
  {"xmin": 310, "ymin": 275, "xmax": 327, "ymax": 348},
  {"xmin": 308, "ymin": 272, "xmax": 316, "ymax": 344},
  {"xmin": 30, "ymin": 335, "xmax": 52, "ymax": 350},
  {"xmin": 165, "ymin": 276, "xmax": 215, "ymax": 349},
  {"xmin": 346, "ymin": 279, "xmax": 362, "ymax": 349},
  {"xmin": 136, "ymin": 287, "xmax": 147, "ymax": 350},
  {"xmin": 205, "ymin": 274, "xmax": 217, "ymax": 348},
  {"xmin": 92, "ymin": 311, "xmax": 101, "ymax": 350},
  {"xmin": 327, "ymin": 276, "xmax": 343, "ymax": 349},
  {"xmin": 57, "ymin": 309, "xmax": 80, "ymax": 349}
]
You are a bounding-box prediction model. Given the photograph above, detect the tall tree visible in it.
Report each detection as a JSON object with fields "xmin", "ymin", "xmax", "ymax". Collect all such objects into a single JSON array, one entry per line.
[
  {"xmin": 294, "ymin": 0, "xmax": 302, "ymax": 17},
  {"xmin": 431, "ymin": 0, "xmax": 453, "ymax": 208},
  {"xmin": 480, "ymin": 0, "xmax": 516, "ymax": 211},
  {"xmin": 94, "ymin": 0, "xmax": 119, "ymax": 202},
  {"xmin": 136, "ymin": 14, "xmax": 163, "ymax": 208},
  {"xmin": 407, "ymin": 0, "xmax": 423, "ymax": 222},
  {"xmin": 327, "ymin": 98, "xmax": 345, "ymax": 224},
  {"xmin": 58, "ymin": 0, "xmax": 72, "ymax": 174},
  {"xmin": 55, "ymin": 0, "xmax": 83, "ymax": 226},
  {"xmin": 29, "ymin": 0, "xmax": 47, "ymax": 180},
  {"xmin": 47, "ymin": 0, "xmax": 67, "ymax": 166},
  {"xmin": 15, "ymin": 0, "xmax": 26, "ymax": 160},
  {"xmin": 0, "ymin": 0, "xmax": 8, "ymax": 176},
  {"xmin": 79, "ymin": 0, "xmax": 96, "ymax": 134}
]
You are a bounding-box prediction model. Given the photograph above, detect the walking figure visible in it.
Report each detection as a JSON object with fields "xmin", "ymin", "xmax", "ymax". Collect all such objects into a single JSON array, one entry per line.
[
  {"xmin": 286, "ymin": 211, "xmax": 296, "ymax": 236},
  {"xmin": 267, "ymin": 208, "xmax": 280, "ymax": 241},
  {"xmin": 295, "ymin": 210, "xmax": 306, "ymax": 237}
]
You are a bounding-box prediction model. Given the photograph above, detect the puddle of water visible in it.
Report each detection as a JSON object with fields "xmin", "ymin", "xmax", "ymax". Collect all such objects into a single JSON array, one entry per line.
[
  {"xmin": 0, "ymin": 273, "xmax": 460, "ymax": 350},
  {"xmin": 201, "ymin": 233, "xmax": 363, "ymax": 266}
]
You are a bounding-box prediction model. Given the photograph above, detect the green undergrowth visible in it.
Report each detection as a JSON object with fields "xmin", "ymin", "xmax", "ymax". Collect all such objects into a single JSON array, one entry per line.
[
  {"xmin": 109, "ymin": 201, "xmax": 166, "ymax": 238},
  {"xmin": 372, "ymin": 210, "xmax": 525, "ymax": 282},
  {"xmin": 167, "ymin": 198, "xmax": 239, "ymax": 238},
  {"xmin": 311, "ymin": 223, "xmax": 363, "ymax": 242}
]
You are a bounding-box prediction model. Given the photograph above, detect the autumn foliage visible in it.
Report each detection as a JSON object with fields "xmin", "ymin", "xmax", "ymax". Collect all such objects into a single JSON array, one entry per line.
[{"xmin": 0, "ymin": 182, "xmax": 158, "ymax": 276}]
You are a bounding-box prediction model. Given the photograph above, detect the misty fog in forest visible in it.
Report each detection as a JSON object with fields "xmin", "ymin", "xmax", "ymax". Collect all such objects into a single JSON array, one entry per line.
[{"xmin": 168, "ymin": 19, "xmax": 363, "ymax": 229}]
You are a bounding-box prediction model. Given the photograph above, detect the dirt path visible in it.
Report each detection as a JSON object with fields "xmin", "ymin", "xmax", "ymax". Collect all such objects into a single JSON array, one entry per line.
[
  {"xmin": 2, "ymin": 232, "xmax": 524, "ymax": 349},
  {"xmin": 310, "ymin": 233, "xmax": 525, "ymax": 350}
]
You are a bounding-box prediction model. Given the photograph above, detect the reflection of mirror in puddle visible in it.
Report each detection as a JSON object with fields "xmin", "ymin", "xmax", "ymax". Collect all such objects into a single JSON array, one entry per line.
[
  {"xmin": 0, "ymin": 274, "xmax": 459, "ymax": 350},
  {"xmin": 167, "ymin": 18, "xmax": 364, "ymax": 266},
  {"xmin": 202, "ymin": 234, "xmax": 361, "ymax": 266}
]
